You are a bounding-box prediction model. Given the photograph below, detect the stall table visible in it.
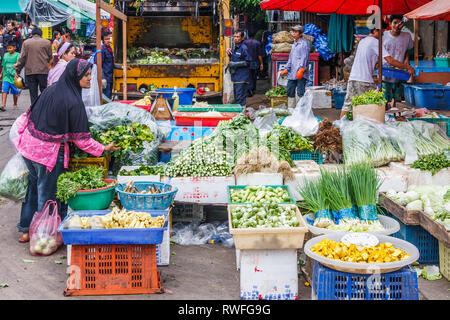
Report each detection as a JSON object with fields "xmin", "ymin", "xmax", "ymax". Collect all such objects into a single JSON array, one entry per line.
[{"xmin": 411, "ymin": 60, "xmax": 450, "ymax": 85}]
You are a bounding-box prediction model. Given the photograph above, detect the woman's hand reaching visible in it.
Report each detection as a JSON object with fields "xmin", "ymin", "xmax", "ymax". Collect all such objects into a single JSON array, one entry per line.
[{"xmin": 104, "ymin": 143, "xmax": 120, "ymax": 152}]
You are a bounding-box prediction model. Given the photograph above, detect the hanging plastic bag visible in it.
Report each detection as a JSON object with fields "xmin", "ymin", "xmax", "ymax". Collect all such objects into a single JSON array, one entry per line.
[
  {"xmin": 82, "ymin": 64, "xmax": 100, "ymax": 108},
  {"xmin": 29, "ymin": 200, "xmax": 63, "ymax": 256},
  {"xmin": 9, "ymin": 113, "xmax": 27, "ymax": 150},
  {"xmin": 253, "ymin": 109, "xmax": 278, "ymax": 138},
  {"xmin": 281, "ymin": 90, "xmax": 319, "ymax": 137},
  {"xmin": 223, "ymin": 67, "xmax": 234, "ymax": 104},
  {"xmin": 0, "ymin": 153, "xmax": 29, "ymax": 202}
]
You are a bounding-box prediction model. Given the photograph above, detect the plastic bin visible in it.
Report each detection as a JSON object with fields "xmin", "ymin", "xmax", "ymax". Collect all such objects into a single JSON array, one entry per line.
[
  {"xmin": 173, "ymin": 112, "xmax": 238, "ymax": 126},
  {"xmin": 382, "ymin": 66, "xmax": 411, "ymax": 81},
  {"xmin": 408, "ymin": 116, "xmax": 449, "ymax": 137},
  {"xmin": 116, "ymin": 100, "xmax": 152, "ymax": 112},
  {"xmin": 333, "ymin": 90, "xmax": 346, "ymax": 109},
  {"xmin": 227, "ymin": 185, "xmax": 296, "ymax": 204},
  {"xmin": 312, "ymin": 261, "xmax": 419, "ymax": 300},
  {"xmin": 439, "ymin": 242, "xmax": 450, "ymax": 281},
  {"xmin": 156, "ymin": 88, "xmax": 196, "ymax": 105},
  {"xmin": 64, "ymin": 244, "xmax": 162, "ymax": 296},
  {"xmin": 67, "ymin": 179, "xmax": 117, "ymax": 211},
  {"xmin": 434, "ymin": 57, "xmax": 450, "ymax": 68},
  {"xmin": 402, "ymin": 83, "xmax": 442, "ymax": 106},
  {"xmin": 178, "ymin": 104, "xmax": 243, "ymax": 113},
  {"xmin": 385, "ymin": 212, "xmax": 439, "ymax": 264},
  {"xmin": 116, "ymin": 181, "xmax": 177, "ymax": 210},
  {"xmin": 58, "ymin": 209, "xmax": 169, "ymax": 245},
  {"xmin": 411, "ymin": 84, "xmax": 450, "ymax": 110},
  {"xmin": 167, "ymin": 125, "xmax": 215, "ymax": 141},
  {"xmin": 290, "ymin": 150, "xmax": 323, "ymax": 164}
]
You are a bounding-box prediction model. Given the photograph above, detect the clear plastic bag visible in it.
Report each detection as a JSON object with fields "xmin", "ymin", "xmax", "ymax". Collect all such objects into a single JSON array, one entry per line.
[
  {"xmin": 281, "ymin": 90, "xmax": 319, "ymax": 137},
  {"xmin": 253, "ymin": 109, "xmax": 278, "ymax": 138},
  {"xmin": 9, "ymin": 113, "xmax": 27, "ymax": 150},
  {"xmin": 170, "ymin": 221, "xmax": 233, "ymax": 247},
  {"xmin": 82, "ymin": 64, "xmax": 101, "ymax": 108},
  {"xmin": 29, "ymin": 200, "xmax": 63, "ymax": 256},
  {"xmin": 223, "ymin": 67, "xmax": 234, "ymax": 104},
  {"xmin": 0, "ymin": 153, "xmax": 29, "ymax": 202}
]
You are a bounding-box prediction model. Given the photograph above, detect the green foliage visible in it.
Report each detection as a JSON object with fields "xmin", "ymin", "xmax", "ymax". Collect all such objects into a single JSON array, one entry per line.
[
  {"xmin": 351, "ymin": 90, "xmax": 387, "ymax": 107},
  {"xmin": 265, "ymin": 87, "xmax": 287, "ymax": 97},
  {"xmin": 411, "ymin": 153, "xmax": 450, "ymax": 175},
  {"xmin": 267, "ymin": 124, "xmax": 314, "ymax": 152}
]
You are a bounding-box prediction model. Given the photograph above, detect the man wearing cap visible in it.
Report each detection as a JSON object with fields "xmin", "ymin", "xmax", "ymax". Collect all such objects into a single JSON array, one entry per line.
[
  {"xmin": 340, "ymin": 24, "xmax": 415, "ymax": 119},
  {"xmin": 226, "ymin": 30, "xmax": 252, "ymax": 106},
  {"xmin": 280, "ymin": 25, "xmax": 310, "ymax": 108},
  {"xmin": 14, "ymin": 27, "xmax": 52, "ymax": 105}
]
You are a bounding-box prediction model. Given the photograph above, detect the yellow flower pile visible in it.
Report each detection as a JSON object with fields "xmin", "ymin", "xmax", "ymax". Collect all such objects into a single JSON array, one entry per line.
[{"xmin": 311, "ymin": 239, "xmax": 411, "ymax": 263}]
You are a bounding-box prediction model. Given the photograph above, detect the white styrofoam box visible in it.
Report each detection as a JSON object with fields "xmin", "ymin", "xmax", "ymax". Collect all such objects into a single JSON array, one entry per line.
[
  {"xmin": 292, "ymin": 160, "xmax": 320, "ymax": 172},
  {"xmin": 236, "ymin": 249, "xmax": 241, "ymax": 270},
  {"xmin": 117, "ymin": 166, "xmax": 160, "ymax": 185},
  {"xmin": 160, "ymin": 176, "xmax": 235, "ymax": 204},
  {"xmin": 389, "ymin": 162, "xmax": 450, "ymax": 187},
  {"xmin": 284, "ymin": 171, "xmax": 321, "ymax": 201},
  {"xmin": 308, "ymin": 89, "xmax": 332, "ymax": 109},
  {"xmin": 235, "ymin": 173, "xmax": 283, "ymax": 186},
  {"xmin": 156, "ymin": 229, "xmax": 170, "ymax": 266},
  {"xmin": 376, "ymin": 167, "xmax": 408, "ymax": 193},
  {"xmin": 240, "ymin": 249, "xmax": 298, "ymax": 300}
]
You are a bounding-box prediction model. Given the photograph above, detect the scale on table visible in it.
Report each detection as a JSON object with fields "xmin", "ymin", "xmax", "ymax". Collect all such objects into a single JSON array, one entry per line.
[{"xmin": 150, "ymin": 89, "xmax": 178, "ymax": 121}]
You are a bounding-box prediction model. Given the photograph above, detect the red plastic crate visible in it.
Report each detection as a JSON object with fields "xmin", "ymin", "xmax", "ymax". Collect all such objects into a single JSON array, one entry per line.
[
  {"xmin": 64, "ymin": 244, "xmax": 162, "ymax": 296},
  {"xmin": 173, "ymin": 112, "xmax": 239, "ymax": 127},
  {"xmin": 116, "ymin": 100, "xmax": 152, "ymax": 112}
]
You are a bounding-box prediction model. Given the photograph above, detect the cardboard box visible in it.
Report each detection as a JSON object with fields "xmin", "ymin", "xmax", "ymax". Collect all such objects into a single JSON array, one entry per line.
[
  {"xmin": 235, "ymin": 173, "xmax": 283, "ymax": 186},
  {"xmin": 156, "ymin": 229, "xmax": 170, "ymax": 266},
  {"xmin": 240, "ymin": 249, "xmax": 298, "ymax": 300},
  {"xmin": 160, "ymin": 176, "xmax": 235, "ymax": 204}
]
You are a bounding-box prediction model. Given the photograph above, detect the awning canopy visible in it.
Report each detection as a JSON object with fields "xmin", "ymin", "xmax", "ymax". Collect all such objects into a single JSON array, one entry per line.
[
  {"xmin": 58, "ymin": 0, "xmax": 110, "ymax": 20},
  {"xmin": 260, "ymin": 0, "xmax": 433, "ymax": 15},
  {"xmin": 405, "ymin": 0, "xmax": 450, "ymax": 21},
  {"xmin": 0, "ymin": 0, "xmax": 24, "ymax": 14}
]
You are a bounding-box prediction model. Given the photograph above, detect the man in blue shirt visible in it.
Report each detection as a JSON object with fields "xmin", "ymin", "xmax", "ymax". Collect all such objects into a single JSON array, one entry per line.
[
  {"xmin": 243, "ymin": 30, "xmax": 263, "ymax": 97},
  {"xmin": 226, "ymin": 30, "xmax": 252, "ymax": 106},
  {"xmin": 280, "ymin": 25, "xmax": 310, "ymax": 108},
  {"xmin": 101, "ymin": 32, "xmax": 115, "ymax": 99}
]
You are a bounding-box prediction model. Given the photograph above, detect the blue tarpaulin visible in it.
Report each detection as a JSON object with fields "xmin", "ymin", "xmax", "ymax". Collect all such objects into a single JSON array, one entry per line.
[{"xmin": 0, "ymin": 0, "xmax": 24, "ymax": 13}]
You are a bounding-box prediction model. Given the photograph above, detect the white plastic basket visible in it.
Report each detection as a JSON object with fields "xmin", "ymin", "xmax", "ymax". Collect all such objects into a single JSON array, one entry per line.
[
  {"xmin": 304, "ymin": 233, "xmax": 419, "ymax": 274},
  {"xmin": 305, "ymin": 213, "xmax": 400, "ymax": 236}
]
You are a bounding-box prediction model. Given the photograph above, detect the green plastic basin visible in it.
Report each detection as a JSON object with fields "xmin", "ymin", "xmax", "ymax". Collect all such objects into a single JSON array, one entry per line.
[{"xmin": 67, "ymin": 179, "xmax": 117, "ymax": 211}]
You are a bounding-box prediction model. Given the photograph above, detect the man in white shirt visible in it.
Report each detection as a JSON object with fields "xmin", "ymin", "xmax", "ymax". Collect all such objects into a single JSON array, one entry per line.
[
  {"xmin": 340, "ymin": 25, "xmax": 415, "ymax": 119},
  {"xmin": 383, "ymin": 15, "xmax": 414, "ymax": 108}
]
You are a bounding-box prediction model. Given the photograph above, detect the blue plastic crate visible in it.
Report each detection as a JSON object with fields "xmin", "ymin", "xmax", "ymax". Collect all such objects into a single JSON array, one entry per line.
[
  {"xmin": 167, "ymin": 125, "xmax": 215, "ymax": 141},
  {"xmin": 333, "ymin": 90, "xmax": 346, "ymax": 109},
  {"xmin": 116, "ymin": 182, "xmax": 178, "ymax": 211},
  {"xmin": 402, "ymin": 83, "xmax": 443, "ymax": 106},
  {"xmin": 411, "ymin": 84, "xmax": 450, "ymax": 110},
  {"xmin": 312, "ymin": 261, "xmax": 419, "ymax": 300},
  {"xmin": 382, "ymin": 66, "xmax": 411, "ymax": 81},
  {"xmin": 291, "ymin": 150, "xmax": 323, "ymax": 164},
  {"xmin": 156, "ymin": 87, "xmax": 196, "ymax": 105},
  {"xmin": 385, "ymin": 212, "xmax": 439, "ymax": 264},
  {"xmin": 58, "ymin": 209, "xmax": 169, "ymax": 245}
]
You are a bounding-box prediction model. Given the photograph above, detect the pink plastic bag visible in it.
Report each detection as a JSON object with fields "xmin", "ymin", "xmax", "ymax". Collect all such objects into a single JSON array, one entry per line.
[{"xmin": 29, "ymin": 200, "xmax": 63, "ymax": 256}]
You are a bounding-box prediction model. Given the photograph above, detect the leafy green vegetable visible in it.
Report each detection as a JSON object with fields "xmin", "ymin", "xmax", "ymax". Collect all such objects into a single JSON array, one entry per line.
[
  {"xmin": 267, "ymin": 124, "xmax": 314, "ymax": 152},
  {"xmin": 230, "ymin": 186, "xmax": 292, "ymax": 204},
  {"xmin": 265, "ymin": 86, "xmax": 287, "ymax": 97},
  {"xmin": 56, "ymin": 167, "xmax": 109, "ymax": 203},
  {"xmin": 98, "ymin": 122, "xmax": 155, "ymax": 161},
  {"xmin": 351, "ymin": 90, "xmax": 387, "ymax": 107},
  {"xmin": 231, "ymin": 204, "xmax": 299, "ymax": 229},
  {"xmin": 119, "ymin": 165, "xmax": 164, "ymax": 176},
  {"xmin": 411, "ymin": 153, "xmax": 450, "ymax": 175}
]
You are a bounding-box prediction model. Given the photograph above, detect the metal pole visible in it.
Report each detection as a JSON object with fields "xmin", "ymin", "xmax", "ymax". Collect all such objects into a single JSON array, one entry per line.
[
  {"xmin": 378, "ymin": 0, "xmax": 383, "ymax": 85},
  {"xmin": 96, "ymin": 0, "xmax": 103, "ymax": 101},
  {"xmin": 122, "ymin": 20, "xmax": 127, "ymax": 100},
  {"xmin": 414, "ymin": 19, "xmax": 419, "ymax": 67}
]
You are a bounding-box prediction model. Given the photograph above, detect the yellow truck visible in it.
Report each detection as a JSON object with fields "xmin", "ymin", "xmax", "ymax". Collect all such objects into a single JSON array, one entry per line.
[{"xmin": 113, "ymin": 0, "xmax": 232, "ymax": 100}]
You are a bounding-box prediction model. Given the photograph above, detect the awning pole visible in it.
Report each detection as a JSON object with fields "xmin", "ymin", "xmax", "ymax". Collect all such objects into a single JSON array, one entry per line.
[
  {"xmin": 96, "ymin": 0, "xmax": 103, "ymax": 102},
  {"xmin": 414, "ymin": 19, "xmax": 419, "ymax": 67},
  {"xmin": 378, "ymin": 0, "xmax": 383, "ymax": 86}
]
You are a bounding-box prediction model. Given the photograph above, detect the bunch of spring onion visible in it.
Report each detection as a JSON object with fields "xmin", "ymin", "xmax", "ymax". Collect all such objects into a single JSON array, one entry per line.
[
  {"xmin": 298, "ymin": 177, "xmax": 334, "ymax": 228},
  {"xmin": 320, "ymin": 168, "xmax": 359, "ymax": 229},
  {"xmin": 348, "ymin": 163, "xmax": 384, "ymax": 229}
]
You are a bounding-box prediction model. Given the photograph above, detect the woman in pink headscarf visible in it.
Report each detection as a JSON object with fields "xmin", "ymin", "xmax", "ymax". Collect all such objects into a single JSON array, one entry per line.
[{"xmin": 47, "ymin": 42, "xmax": 76, "ymax": 86}]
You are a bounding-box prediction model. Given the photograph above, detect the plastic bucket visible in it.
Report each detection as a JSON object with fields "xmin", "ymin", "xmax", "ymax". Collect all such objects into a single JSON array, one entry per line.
[
  {"xmin": 333, "ymin": 90, "xmax": 346, "ymax": 109},
  {"xmin": 155, "ymin": 88, "xmax": 196, "ymax": 105},
  {"xmin": 353, "ymin": 104, "xmax": 385, "ymax": 123},
  {"xmin": 67, "ymin": 179, "xmax": 117, "ymax": 211},
  {"xmin": 411, "ymin": 84, "xmax": 450, "ymax": 110}
]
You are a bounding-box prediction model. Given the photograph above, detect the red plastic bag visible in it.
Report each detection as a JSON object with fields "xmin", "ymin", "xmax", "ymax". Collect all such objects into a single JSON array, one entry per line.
[{"xmin": 29, "ymin": 200, "xmax": 63, "ymax": 256}]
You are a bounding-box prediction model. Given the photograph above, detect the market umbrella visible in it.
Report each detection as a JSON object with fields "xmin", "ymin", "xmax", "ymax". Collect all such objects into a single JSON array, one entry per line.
[
  {"xmin": 405, "ymin": 0, "xmax": 450, "ymax": 21},
  {"xmin": 260, "ymin": 0, "xmax": 433, "ymax": 15}
]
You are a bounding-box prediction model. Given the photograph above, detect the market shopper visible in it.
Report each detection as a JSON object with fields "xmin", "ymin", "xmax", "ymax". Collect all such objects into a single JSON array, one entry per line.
[
  {"xmin": 13, "ymin": 59, "xmax": 119, "ymax": 243},
  {"xmin": 340, "ymin": 25, "xmax": 415, "ymax": 119},
  {"xmin": 14, "ymin": 27, "xmax": 52, "ymax": 105},
  {"xmin": 3, "ymin": 22, "xmax": 22, "ymax": 53},
  {"xmin": 243, "ymin": 31, "xmax": 264, "ymax": 97},
  {"xmin": 0, "ymin": 25, "xmax": 5, "ymax": 65},
  {"xmin": 0, "ymin": 41, "xmax": 20, "ymax": 111},
  {"xmin": 280, "ymin": 25, "xmax": 310, "ymax": 109},
  {"xmin": 101, "ymin": 32, "xmax": 115, "ymax": 99},
  {"xmin": 383, "ymin": 15, "xmax": 414, "ymax": 109},
  {"xmin": 52, "ymin": 30, "xmax": 62, "ymax": 55},
  {"xmin": 47, "ymin": 42, "xmax": 76, "ymax": 86},
  {"xmin": 226, "ymin": 30, "xmax": 252, "ymax": 106}
]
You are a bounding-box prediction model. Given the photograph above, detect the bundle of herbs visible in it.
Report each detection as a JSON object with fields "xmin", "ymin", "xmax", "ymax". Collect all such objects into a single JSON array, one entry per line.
[
  {"xmin": 298, "ymin": 177, "xmax": 334, "ymax": 228},
  {"xmin": 411, "ymin": 153, "xmax": 450, "ymax": 175},
  {"xmin": 348, "ymin": 163, "xmax": 383, "ymax": 228},
  {"xmin": 266, "ymin": 124, "xmax": 314, "ymax": 152}
]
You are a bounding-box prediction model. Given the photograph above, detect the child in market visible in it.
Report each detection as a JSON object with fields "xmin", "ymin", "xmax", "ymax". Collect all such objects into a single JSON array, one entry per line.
[{"xmin": 0, "ymin": 41, "xmax": 20, "ymax": 111}]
